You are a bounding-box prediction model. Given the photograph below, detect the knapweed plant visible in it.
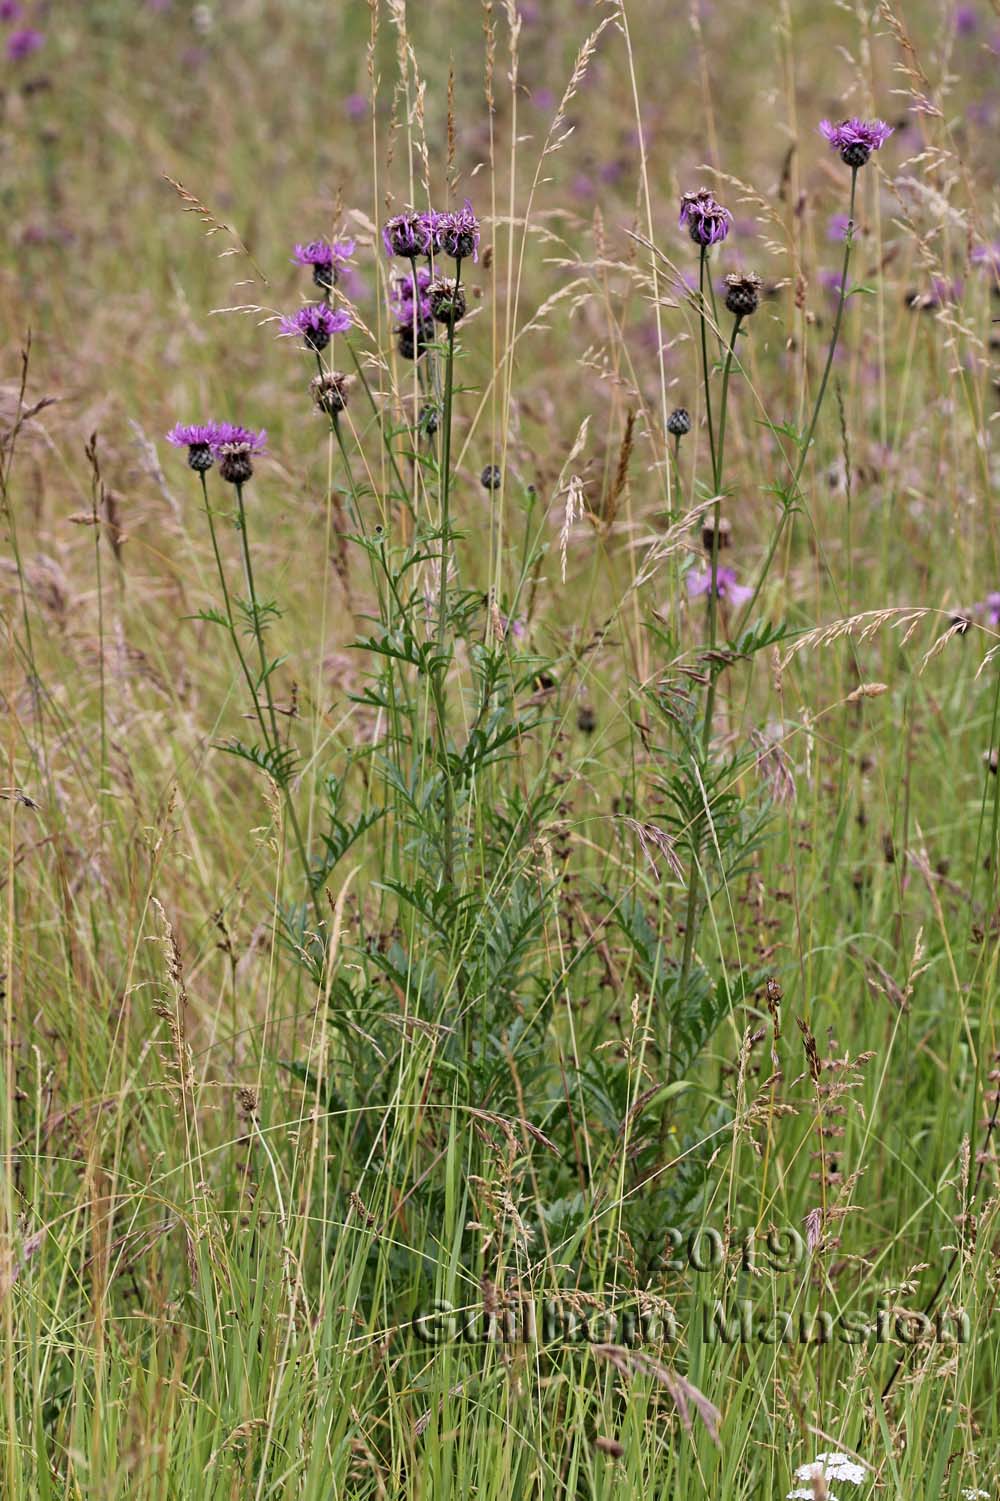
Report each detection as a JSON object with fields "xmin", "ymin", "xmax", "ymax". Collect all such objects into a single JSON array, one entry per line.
[{"xmin": 4, "ymin": 3, "xmax": 998, "ymax": 1494}]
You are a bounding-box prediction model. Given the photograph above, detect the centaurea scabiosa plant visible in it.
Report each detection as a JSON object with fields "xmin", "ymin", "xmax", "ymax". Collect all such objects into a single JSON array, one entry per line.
[
  {"xmin": 165, "ymin": 421, "xmax": 322, "ymax": 928},
  {"xmin": 380, "ymin": 197, "xmax": 481, "ymax": 888},
  {"xmin": 677, "ymin": 194, "xmax": 761, "ymax": 988},
  {"xmin": 679, "ymin": 189, "xmax": 732, "ymax": 488},
  {"xmin": 738, "ymin": 116, "xmax": 892, "ymax": 624}
]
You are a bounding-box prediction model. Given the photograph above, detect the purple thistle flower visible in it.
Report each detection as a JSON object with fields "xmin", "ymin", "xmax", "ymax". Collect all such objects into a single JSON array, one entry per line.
[
  {"xmin": 166, "ymin": 422, "xmax": 266, "ymax": 475},
  {"xmin": 432, "ymin": 200, "xmax": 481, "ymax": 262},
  {"xmin": 382, "ymin": 210, "xmax": 433, "ymax": 260},
  {"xmin": 292, "ymin": 237, "xmax": 356, "ymax": 292},
  {"xmin": 687, "ymin": 565, "xmax": 752, "ymax": 607},
  {"xmin": 0, "ymin": 1, "xmax": 23, "ymax": 21},
  {"xmin": 396, "ymin": 314, "xmax": 435, "ymax": 361},
  {"xmin": 214, "ymin": 426, "xmax": 267, "ymax": 486},
  {"xmin": 279, "ymin": 303, "xmax": 351, "ymax": 352},
  {"xmin": 983, "ymin": 592, "xmax": 1000, "ymax": 627},
  {"xmin": 679, "ymin": 188, "xmax": 732, "ymax": 247},
  {"xmin": 818, "ymin": 117, "xmax": 893, "ymax": 167},
  {"xmin": 827, "ymin": 213, "xmax": 851, "ymax": 241},
  {"xmin": 390, "ymin": 265, "xmax": 432, "ymax": 323},
  {"xmin": 167, "ymin": 421, "xmax": 221, "ymax": 472},
  {"xmin": 971, "ymin": 240, "xmax": 1000, "ymax": 274},
  {"xmin": 955, "ymin": 4, "xmax": 978, "ymax": 35},
  {"xmin": 6, "ymin": 25, "xmax": 43, "ymax": 60},
  {"xmin": 345, "ymin": 92, "xmax": 367, "ymax": 120},
  {"xmin": 211, "ymin": 424, "xmax": 267, "ymax": 453}
]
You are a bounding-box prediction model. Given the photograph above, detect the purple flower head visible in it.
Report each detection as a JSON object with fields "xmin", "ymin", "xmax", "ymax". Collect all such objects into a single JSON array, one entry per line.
[
  {"xmin": 166, "ymin": 422, "xmax": 266, "ymax": 475},
  {"xmin": 6, "ymin": 25, "xmax": 43, "ymax": 60},
  {"xmin": 0, "ymin": 1, "xmax": 23, "ymax": 21},
  {"xmin": 819, "ymin": 267, "xmax": 851, "ymax": 299},
  {"xmin": 679, "ymin": 188, "xmax": 732, "ymax": 247},
  {"xmin": 432, "ymin": 200, "xmax": 481, "ymax": 262},
  {"xmin": 391, "ymin": 265, "xmax": 432, "ymax": 323},
  {"xmin": 213, "ymin": 426, "xmax": 267, "ymax": 486},
  {"xmin": 345, "ymin": 91, "xmax": 367, "ymax": 120},
  {"xmin": 211, "ymin": 424, "xmax": 267, "ymax": 453},
  {"xmin": 167, "ymin": 421, "xmax": 217, "ymax": 448},
  {"xmin": 818, "ymin": 117, "xmax": 893, "ymax": 167},
  {"xmin": 167, "ymin": 421, "xmax": 222, "ymax": 472},
  {"xmin": 931, "ymin": 274, "xmax": 964, "ymax": 304},
  {"xmin": 984, "ymin": 592, "xmax": 1000, "ymax": 627},
  {"xmin": 827, "ymin": 213, "xmax": 851, "ymax": 241},
  {"xmin": 687, "ymin": 565, "xmax": 752, "ymax": 607},
  {"xmin": 279, "ymin": 303, "xmax": 351, "ymax": 352},
  {"xmin": 971, "ymin": 240, "xmax": 1000, "ymax": 275},
  {"xmin": 292, "ymin": 237, "xmax": 356, "ymax": 291},
  {"xmin": 955, "ymin": 4, "xmax": 978, "ymax": 34},
  {"xmin": 382, "ymin": 210, "xmax": 433, "ymax": 260}
]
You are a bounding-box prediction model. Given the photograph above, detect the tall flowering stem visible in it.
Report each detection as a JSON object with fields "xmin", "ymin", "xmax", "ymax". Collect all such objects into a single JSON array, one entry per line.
[
  {"xmin": 437, "ymin": 257, "xmax": 461, "ymax": 653},
  {"xmin": 739, "ymin": 166, "xmax": 859, "ymax": 624},
  {"xmin": 678, "ymin": 308, "xmax": 743, "ymax": 991},
  {"xmin": 434, "ymin": 256, "xmax": 463, "ymax": 890},
  {"xmin": 697, "ymin": 246, "xmax": 717, "ymax": 483},
  {"xmin": 703, "ymin": 310, "xmax": 744, "ymax": 748},
  {"xmin": 200, "ymin": 471, "xmax": 271, "ymax": 751},
  {"xmin": 233, "ymin": 481, "xmax": 322, "ymax": 929}
]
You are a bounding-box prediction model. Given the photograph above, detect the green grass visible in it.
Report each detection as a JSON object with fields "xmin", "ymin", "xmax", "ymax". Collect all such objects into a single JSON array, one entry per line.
[{"xmin": 1, "ymin": 0, "xmax": 999, "ymax": 1496}]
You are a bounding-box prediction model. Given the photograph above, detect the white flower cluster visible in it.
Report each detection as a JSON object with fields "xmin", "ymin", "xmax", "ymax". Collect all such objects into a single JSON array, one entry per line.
[{"xmin": 787, "ymin": 1451, "xmax": 866, "ymax": 1501}]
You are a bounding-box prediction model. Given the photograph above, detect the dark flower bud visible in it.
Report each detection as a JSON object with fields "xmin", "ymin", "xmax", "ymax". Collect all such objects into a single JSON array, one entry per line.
[
  {"xmin": 701, "ymin": 515, "xmax": 731, "ymax": 553},
  {"xmin": 419, "ymin": 403, "xmax": 440, "ymax": 438},
  {"xmin": 311, "ymin": 371, "xmax": 351, "ymax": 415},
  {"xmin": 723, "ymin": 271, "xmax": 762, "ymax": 318},
  {"xmin": 218, "ymin": 443, "xmax": 255, "ymax": 486},
  {"xmin": 667, "ymin": 407, "xmax": 691, "ymax": 438},
  {"xmin": 842, "ymin": 141, "xmax": 871, "ymax": 167},
  {"xmin": 187, "ymin": 442, "xmax": 214, "ymax": 472},
  {"xmin": 577, "ymin": 704, "xmax": 596, "ymax": 734},
  {"xmin": 481, "ymin": 465, "xmax": 502, "ymax": 491},
  {"xmin": 397, "ymin": 316, "xmax": 434, "ymax": 361},
  {"xmin": 429, "ymin": 277, "xmax": 467, "ymax": 326}
]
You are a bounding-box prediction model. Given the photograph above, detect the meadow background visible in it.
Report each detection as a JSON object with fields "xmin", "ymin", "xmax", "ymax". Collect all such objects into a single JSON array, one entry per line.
[{"xmin": 1, "ymin": 0, "xmax": 999, "ymax": 1496}]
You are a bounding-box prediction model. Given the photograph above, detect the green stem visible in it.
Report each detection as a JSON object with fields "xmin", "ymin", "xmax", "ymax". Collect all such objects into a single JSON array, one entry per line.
[
  {"xmin": 346, "ymin": 340, "xmax": 411, "ymax": 507},
  {"xmin": 201, "ymin": 471, "xmax": 271, "ymax": 751},
  {"xmin": 738, "ymin": 166, "xmax": 859, "ymax": 627},
  {"xmin": 701, "ymin": 312, "xmax": 743, "ymax": 753},
  {"xmin": 437, "ymin": 259, "xmax": 462, "ymax": 651},
  {"xmin": 233, "ymin": 480, "xmax": 323, "ymax": 930},
  {"xmin": 678, "ymin": 312, "xmax": 742, "ymax": 993},
  {"xmin": 698, "ymin": 245, "xmax": 717, "ymax": 485},
  {"xmin": 433, "ymin": 260, "xmax": 463, "ymax": 890}
]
